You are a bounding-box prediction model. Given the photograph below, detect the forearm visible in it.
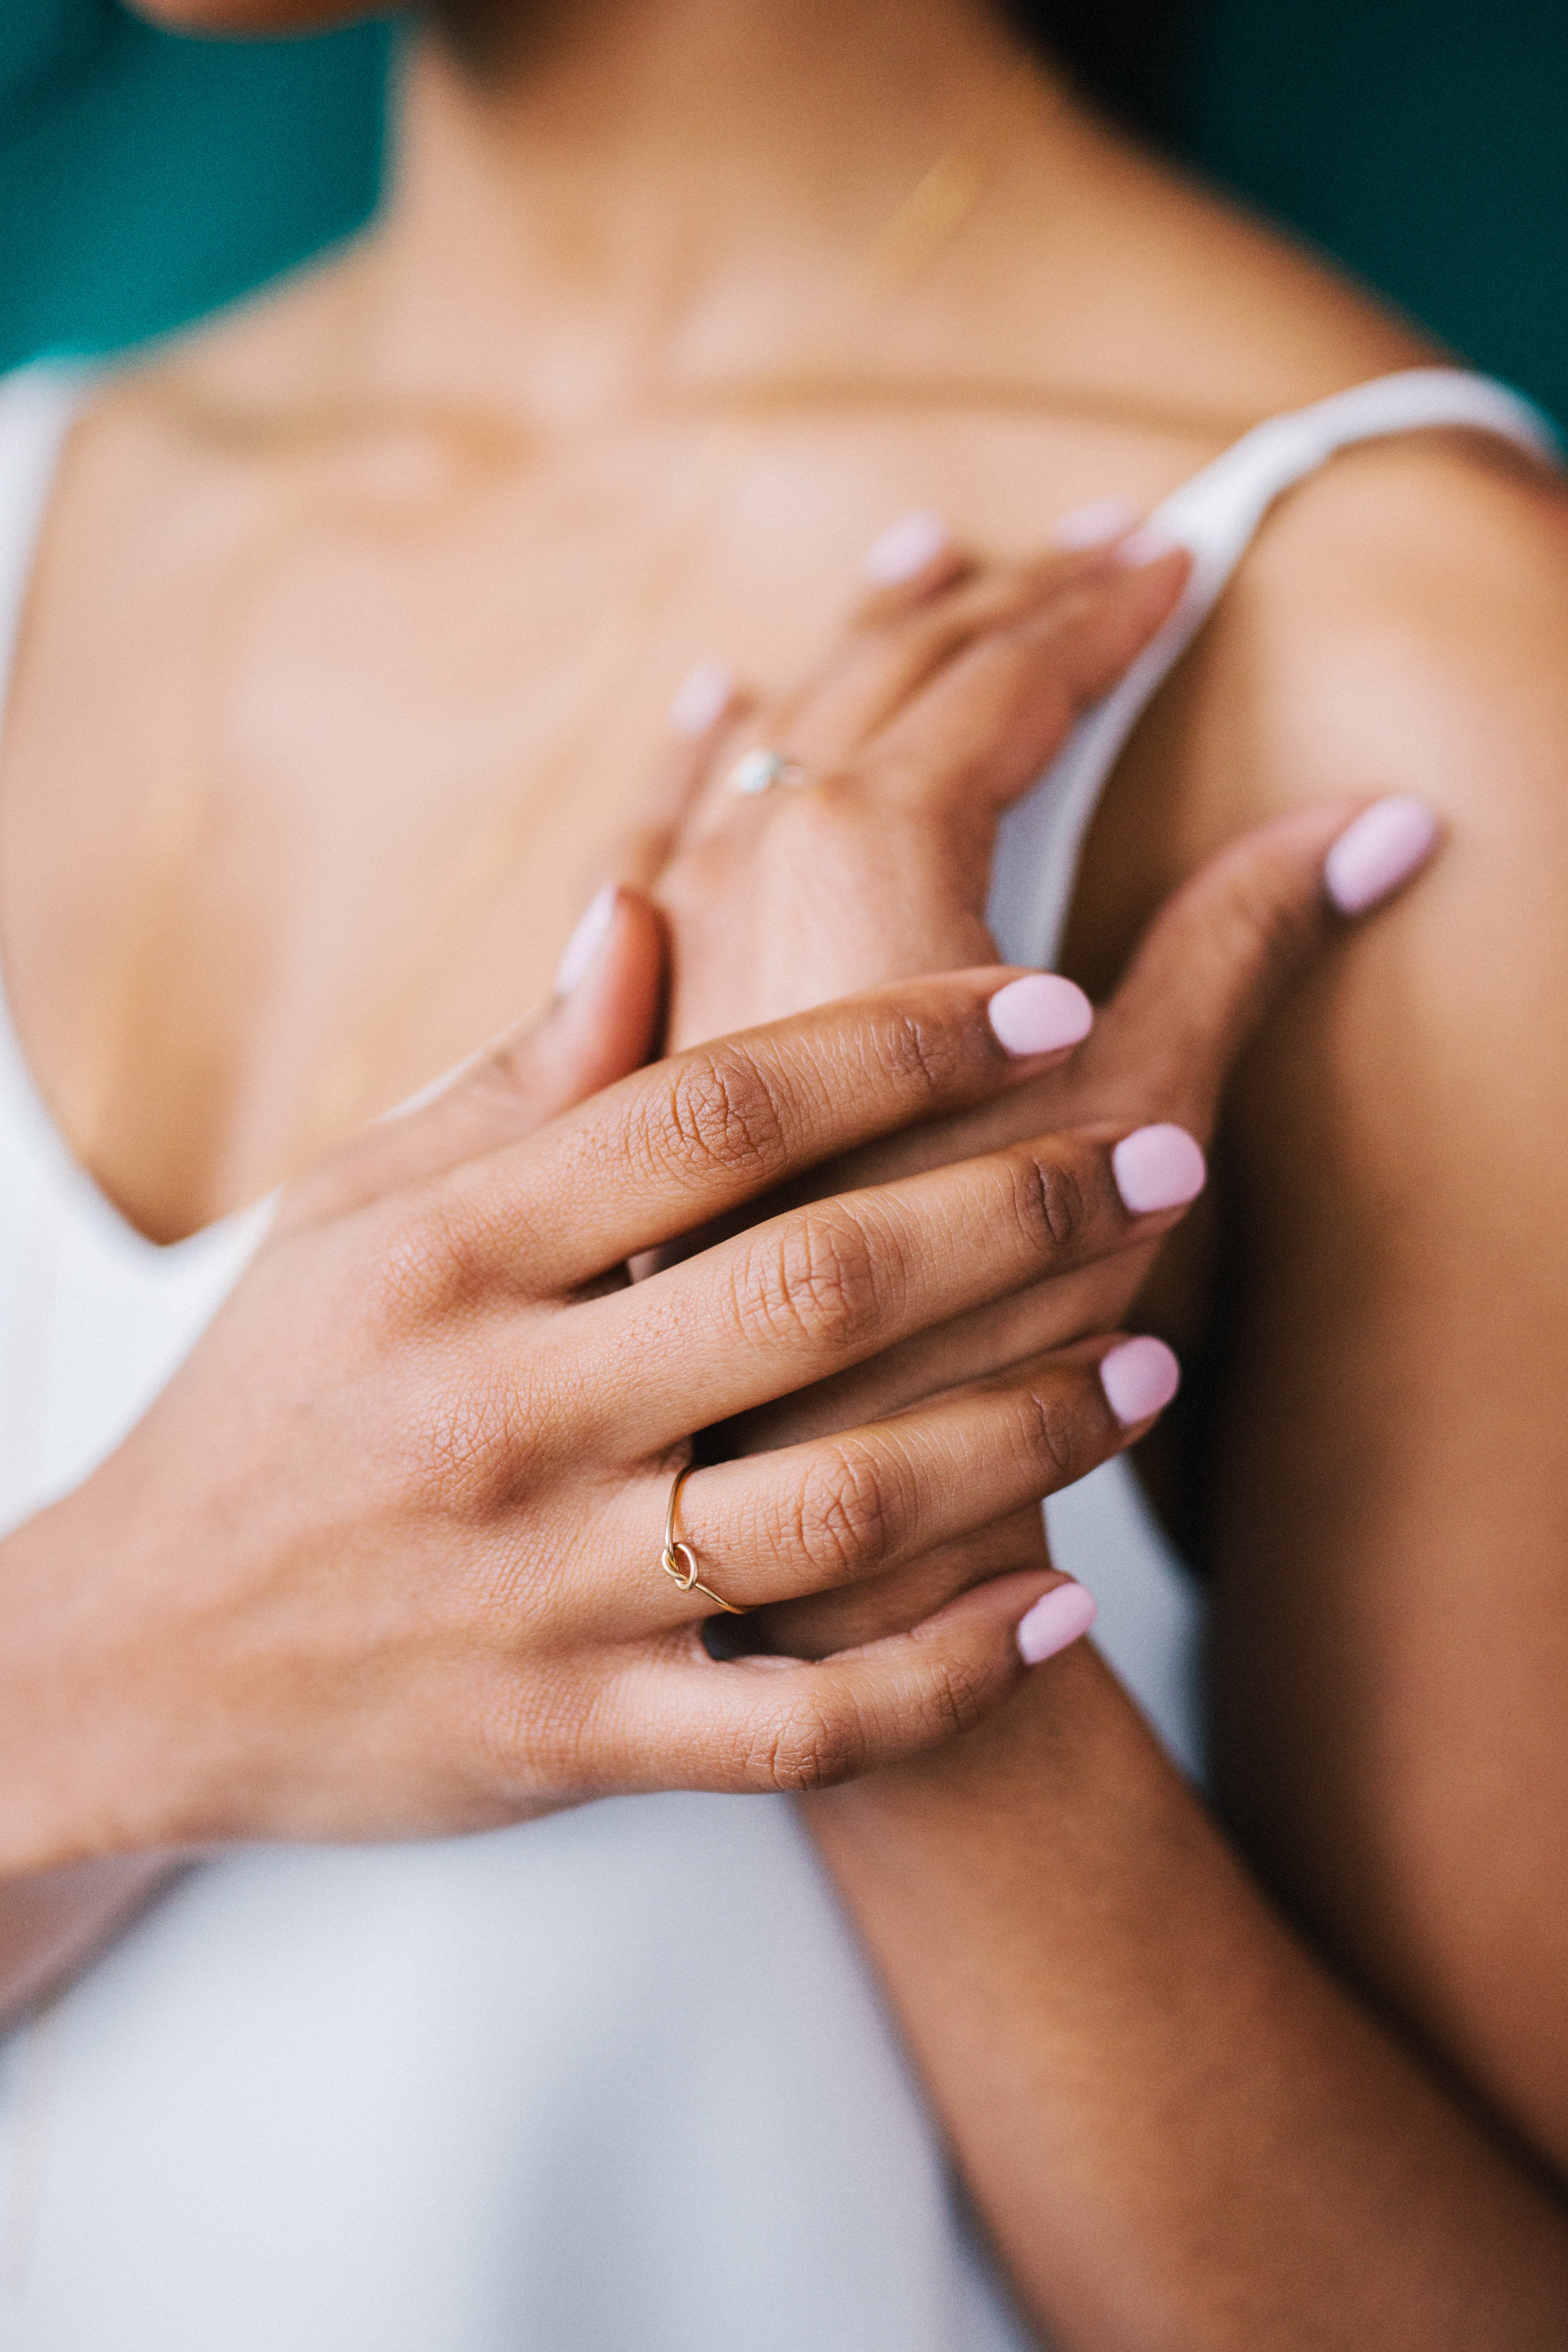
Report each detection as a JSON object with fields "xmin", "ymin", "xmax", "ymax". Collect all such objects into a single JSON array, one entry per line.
[
  {"xmin": 0, "ymin": 1857, "xmax": 184, "ymax": 2029},
  {"xmin": 807, "ymin": 1645, "xmax": 1568, "ymax": 2351},
  {"xmin": 0, "ymin": 1488, "xmax": 192, "ymax": 2022}
]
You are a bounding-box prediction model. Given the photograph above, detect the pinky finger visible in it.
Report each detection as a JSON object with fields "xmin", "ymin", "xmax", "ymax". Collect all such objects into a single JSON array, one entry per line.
[{"xmin": 625, "ymin": 1568, "xmax": 1088, "ymax": 1796}]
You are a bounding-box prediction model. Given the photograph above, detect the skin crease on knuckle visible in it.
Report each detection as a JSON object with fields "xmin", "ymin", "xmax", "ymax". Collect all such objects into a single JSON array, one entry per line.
[
  {"xmin": 789, "ymin": 1435, "xmax": 904, "ymax": 1587},
  {"xmin": 740, "ymin": 1645, "xmax": 993, "ymax": 1796},
  {"xmin": 732, "ymin": 1195, "xmax": 905, "ymax": 1359},
  {"xmin": 1008, "ymin": 1141, "xmax": 1093, "ymax": 1261},
  {"xmin": 640, "ymin": 1047, "xmax": 798, "ymax": 1194}
]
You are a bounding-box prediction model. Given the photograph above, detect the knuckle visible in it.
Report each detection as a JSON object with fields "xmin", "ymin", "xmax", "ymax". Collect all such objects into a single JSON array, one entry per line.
[
  {"xmin": 415, "ymin": 1357, "xmax": 522, "ymax": 1506},
  {"xmin": 471, "ymin": 1656, "xmax": 600, "ymax": 1804},
  {"xmin": 1011, "ymin": 1146, "xmax": 1091, "ymax": 1260},
  {"xmin": 1215, "ymin": 854, "xmax": 1314, "ymax": 969},
  {"xmin": 870, "ymin": 1002, "xmax": 967, "ymax": 1102},
  {"xmin": 851, "ymin": 604, "xmax": 958, "ymax": 671},
  {"xmin": 747, "ymin": 1694, "xmax": 863, "ymax": 1792},
  {"xmin": 1015, "ymin": 1379, "xmax": 1090, "ymax": 1490},
  {"xmin": 361, "ymin": 1191, "xmax": 483, "ymax": 1332},
  {"xmin": 792, "ymin": 1440, "xmax": 898, "ymax": 1580},
  {"xmin": 921, "ymin": 1646, "xmax": 995, "ymax": 1743},
  {"xmin": 632, "ymin": 1046, "xmax": 792, "ymax": 1194},
  {"xmin": 738, "ymin": 1201, "xmax": 894, "ymax": 1352}
]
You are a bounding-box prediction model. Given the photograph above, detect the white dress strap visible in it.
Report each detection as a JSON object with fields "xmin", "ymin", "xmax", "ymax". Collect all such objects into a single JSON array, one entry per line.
[{"xmin": 987, "ymin": 367, "xmax": 1560, "ymax": 968}]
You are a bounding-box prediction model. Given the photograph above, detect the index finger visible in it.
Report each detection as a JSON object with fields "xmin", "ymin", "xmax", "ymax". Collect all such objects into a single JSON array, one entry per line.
[
  {"xmin": 436, "ymin": 966, "xmax": 1096, "ymax": 1293},
  {"xmin": 1080, "ymin": 794, "xmax": 1440, "ymax": 1138}
]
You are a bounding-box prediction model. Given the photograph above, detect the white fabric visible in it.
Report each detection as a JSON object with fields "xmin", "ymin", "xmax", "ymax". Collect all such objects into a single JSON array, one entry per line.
[{"xmin": 0, "ymin": 363, "xmax": 1553, "ymax": 2350}]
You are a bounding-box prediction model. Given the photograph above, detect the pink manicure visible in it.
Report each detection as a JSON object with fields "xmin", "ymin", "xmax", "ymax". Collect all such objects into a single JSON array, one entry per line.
[
  {"xmin": 1112, "ymin": 1124, "xmax": 1206, "ymax": 1214},
  {"xmin": 1099, "ymin": 1335, "xmax": 1181, "ymax": 1427},
  {"xmin": 666, "ymin": 659, "xmax": 736, "ymax": 738},
  {"xmin": 554, "ymin": 884, "xmax": 616, "ymax": 996},
  {"xmin": 987, "ymin": 973, "xmax": 1094, "ymax": 1057},
  {"xmin": 1016, "ymin": 1581, "xmax": 1097, "ymax": 1666},
  {"xmin": 1051, "ymin": 496, "xmax": 1140, "ymax": 551},
  {"xmin": 864, "ymin": 510, "xmax": 952, "ymax": 585},
  {"xmin": 1323, "ymin": 796, "xmax": 1440, "ymax": 916}
]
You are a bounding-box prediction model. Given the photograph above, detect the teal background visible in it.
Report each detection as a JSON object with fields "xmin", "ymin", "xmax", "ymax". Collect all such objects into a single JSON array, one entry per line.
[{"xmin": 0, "ymin": 2, "xmax": 1564, "ymax": 421}]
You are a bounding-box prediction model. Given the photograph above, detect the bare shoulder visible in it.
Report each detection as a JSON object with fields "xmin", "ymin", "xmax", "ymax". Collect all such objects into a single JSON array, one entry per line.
[
  {"xmin": 995, "ymin": 97, "xmax": 1436, "ymax": 430},
  {"xmin": 1203, "ymin": 432, "xmax": 1568, "ymax": 817},
  {"xmin": 1066, "ymin": 429, "xmax": 1568, "ymax": 989}
]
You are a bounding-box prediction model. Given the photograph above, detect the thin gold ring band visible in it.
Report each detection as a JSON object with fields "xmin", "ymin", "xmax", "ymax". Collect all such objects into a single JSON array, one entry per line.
[{"xmin": 662, "ymin": 1464, "xmax": 747, "ymax": 1614}]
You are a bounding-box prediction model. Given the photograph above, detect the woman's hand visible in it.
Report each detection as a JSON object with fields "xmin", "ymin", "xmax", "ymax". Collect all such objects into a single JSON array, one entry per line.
[
  {"xmin": 0, "ymin": 897, "xmax": 1192, "ymax": 1874},
  {"xmin": 724, "ymin": 796, "xmax": 1437, "ymax": 1660},
  {"xmin": 638, "ymin": 520, "xmax": 1438, "ymax": 1658},
  {"xmin": 651, "ymin": 513, "xmax": 1188, "ymax": 1049}
]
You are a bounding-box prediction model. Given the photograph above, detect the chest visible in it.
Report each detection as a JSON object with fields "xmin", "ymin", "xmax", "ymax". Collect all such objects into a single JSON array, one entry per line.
[{"xmin": 0, "ymin": 398, "xmax": 1207, "ymax": 1240}]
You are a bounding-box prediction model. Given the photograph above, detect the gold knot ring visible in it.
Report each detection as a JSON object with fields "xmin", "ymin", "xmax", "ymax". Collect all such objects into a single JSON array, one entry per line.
[{"xmin": 662, "ymin": 1464, "xmax": 747, "ymax": 1615}]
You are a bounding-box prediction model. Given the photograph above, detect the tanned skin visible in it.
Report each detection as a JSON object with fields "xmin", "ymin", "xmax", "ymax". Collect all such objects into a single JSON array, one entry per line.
[{"xmin": 5, "ymin": 1, "xmax": 1568, "ymax": 2339}]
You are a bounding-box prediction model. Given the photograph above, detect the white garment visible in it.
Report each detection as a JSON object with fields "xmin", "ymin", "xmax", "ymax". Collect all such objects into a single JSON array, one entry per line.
[{"xmin": 0, "ymin": 364, "xmax": 1552, "ymax": 2352}]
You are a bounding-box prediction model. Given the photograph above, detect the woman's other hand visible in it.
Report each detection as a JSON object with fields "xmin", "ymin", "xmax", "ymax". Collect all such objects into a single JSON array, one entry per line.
[
  {"xmin": 649, "ymin": 509, "xmax": 1188, "ymax": 1048},
  {"xmin": 727, "ymin": 796, "xmax": 1437, "ymax": 1659},
  {"xmin": 0, "ymin": 905, "xmax": 1191, "ymax": 1873}
]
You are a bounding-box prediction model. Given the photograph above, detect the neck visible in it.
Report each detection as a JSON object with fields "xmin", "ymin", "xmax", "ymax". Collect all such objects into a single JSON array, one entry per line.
[{"xmin": 349, "ymin": 0, "xmax": 1070, "ymax": 424}]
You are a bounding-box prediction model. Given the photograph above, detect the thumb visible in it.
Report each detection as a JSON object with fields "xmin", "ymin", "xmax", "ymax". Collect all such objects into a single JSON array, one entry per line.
[
  {"xmin": 284, "ymin": 888, "xmax": 668, "ymax": 1225},
  {"xmin": 1081, "ymin": 793, "xmax": 1439, "ymax": 1139}
]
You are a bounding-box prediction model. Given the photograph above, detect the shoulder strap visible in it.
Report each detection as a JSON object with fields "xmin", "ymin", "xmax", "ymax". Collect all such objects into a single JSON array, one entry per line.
[
  {"xmin": 0, "ymin": 367, "xmax": 91, "ymax": 745},
  {"xmin": 986, "ymin": 368, "xmax": 1560, "ymax": 968}
]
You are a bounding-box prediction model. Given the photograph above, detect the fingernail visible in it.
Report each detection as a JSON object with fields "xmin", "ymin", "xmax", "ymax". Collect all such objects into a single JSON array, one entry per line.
[
  {"xmin": 863, "ymin": 509, "xmax": 951, "ymax": 585},
  {"xmin": 554, "ymin": 884, "xmax": 616, "ymax": 996},
  {"xmin": 1050, "ymin": 495, "xmax": 1140, "ymax": 551},
  {"xmin": 666, "ymin": 659, "xmax": 736, "ymax": 738},
  {"xmin": 1099, "ymin": 1335, "xmax": 1181, "ymax": 1427},
  {"xmin": 1112, "ymin": 1123, "xmax": 1207, "ymax": 1214},
  {"xmin": 1323, "ymin": 796, "xmax": 1440, "ymax": 916},
  {"xmin": 1016, "ymin": 1581, "xmax": 1097, "ymax": 1666},
  {"xmin": 987, "ymin": 972, "xmax": 1094, "ymax": 1057},
  {"xmin": 1114, "ymin": 522, "xmax": 1185, "ymax": 568}
]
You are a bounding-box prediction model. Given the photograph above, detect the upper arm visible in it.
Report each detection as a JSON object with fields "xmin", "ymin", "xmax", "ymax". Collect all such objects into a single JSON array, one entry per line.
[{"xmin": 1068, "ymin": 432, "xmax": 1568, "ymax": 2173}]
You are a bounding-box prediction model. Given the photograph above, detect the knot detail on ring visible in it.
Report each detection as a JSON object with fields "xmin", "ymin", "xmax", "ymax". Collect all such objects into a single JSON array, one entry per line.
[
  {"xmin": 727, "ymin": 747, "xmax": 813, "ymax": 797},
  {"xmin": 662, "ymin": 1465, "xmax": 746, "ymax": 1614}
]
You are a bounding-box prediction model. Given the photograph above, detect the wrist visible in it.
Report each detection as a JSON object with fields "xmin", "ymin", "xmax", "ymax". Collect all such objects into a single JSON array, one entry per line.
[
  {"xmin": 0, "ymin": 1481, "xmax": 193, "ymax": 1874},
  {"xmin": 808, "ymin": 1640, "xmax": 1161, "ymax": 1843}
]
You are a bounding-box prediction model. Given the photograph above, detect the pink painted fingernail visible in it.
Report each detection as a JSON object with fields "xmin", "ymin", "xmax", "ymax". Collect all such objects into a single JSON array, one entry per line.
[
  {"xmin": 1016, "ymin": 1581, "xmax": 1097, "ymax": 1665},
  {"xmin": 1112, "ymin": 1123, "xmax": 1207, "ymax": 1214},
  {"xmin": 667, "ymin": 659, "xmax": 736, "ymax": 738},
  {"xmin": 1115, "ymin": 522, "xmax": 1185, "ymax": 568},
  {"xmin": 986, "ymin": 973, "xmax": 1094, "ymax": 1057},
  {"xmin": 1050, "ymin": 495, "xmax": 1140, "ymax": 551},
  {"xmin": 554, "ymin": 884, "xmax": 616, "ymax": 996},
  {"xmin": 864, "ymin": 509, "xmax": 952, "ymax": 585},
  {"xmin": 1099, "ymin": 1335, "xmax": 1181, "ymax": 1427},
  {"xmin": 1323, "ymin": 796, "xmax": 1440, "ymax": 916}
]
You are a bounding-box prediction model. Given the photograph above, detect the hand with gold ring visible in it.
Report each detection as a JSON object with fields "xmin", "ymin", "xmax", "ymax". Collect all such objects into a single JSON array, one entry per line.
[
  {"xmin": 661, "ymin": 1464, "xmax": 744, "ymax": 1614},
  {"xmin": 672, "ymin": 808, "xmax": 1439, "ymax": 1667},
  {"xmin": 633, "ymin": 517, "xmax": 1437, "ymax": 1669},
  {"xmin": 0, "ymin": 908, "xmax": 1196, "ymax": 1871}
]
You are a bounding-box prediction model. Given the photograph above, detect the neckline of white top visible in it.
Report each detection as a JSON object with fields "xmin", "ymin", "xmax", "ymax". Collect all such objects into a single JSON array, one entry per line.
[{"xmin": 0, "ymin": 362, "xmax": 1556, "ymax": 1271}]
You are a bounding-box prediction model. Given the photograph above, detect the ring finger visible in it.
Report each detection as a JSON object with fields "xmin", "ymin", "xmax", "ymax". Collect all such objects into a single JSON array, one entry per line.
[
  {"xmin": 596, "ymin": 1330, "xmax": 1177, "ymax": 1628},
  {"xmin": 692, "ymin": 520, "xmax": 1169, "ymax": 815}
]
